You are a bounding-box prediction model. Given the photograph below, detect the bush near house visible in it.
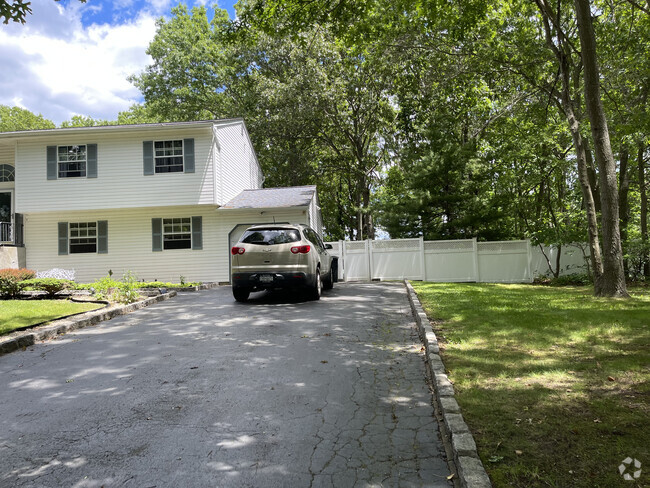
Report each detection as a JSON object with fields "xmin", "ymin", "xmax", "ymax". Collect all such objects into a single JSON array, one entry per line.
[
  {"xmin": 20, "ymin": 278, "xmax": 74, "ymax": 298},
  {"xmin": 0, "ymin": 268, "xmax": 36, "ymax": 298}
]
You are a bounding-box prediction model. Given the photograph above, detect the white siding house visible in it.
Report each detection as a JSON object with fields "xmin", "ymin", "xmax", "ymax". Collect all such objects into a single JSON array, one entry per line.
[{"xmin": 0, "ymin": 120, "xmax": 322, "ymax": 283}]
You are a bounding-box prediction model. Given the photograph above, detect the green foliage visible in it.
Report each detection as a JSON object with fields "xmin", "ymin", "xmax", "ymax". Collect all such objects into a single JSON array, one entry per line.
[
  {"xmin": 59, "ymin": 115, "xmax": 113, "ymax": 128},
  {"xmin": 138, "ymin": 281, "xmax": 201, "ymax": 289},
  {"xmin": 533, "ymin": 273, "xmax": 593, "ymax": 286},
  {"xmin": 0, "ymin": 105, "xmax": 54, "ymax": 132},
  {"xmin": 21, "ymin": 278, "xmax": 73, "ymax": 298},
  {"xmin": 112, "ymin": 271, "xmax": 140, "ymax": 304},
  {"xmin": 0, "ymin": 268, "xmax": 35, "ymax": 298}
]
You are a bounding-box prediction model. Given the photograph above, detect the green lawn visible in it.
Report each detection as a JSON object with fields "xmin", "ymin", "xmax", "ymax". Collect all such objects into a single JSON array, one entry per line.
[
  {"xmin": 0, "ymin": 300, "xmax": 104, "ymax": 336},
  {"xmin": 412, "ymin": 282, "xmax": 649, "ymax": 488}
]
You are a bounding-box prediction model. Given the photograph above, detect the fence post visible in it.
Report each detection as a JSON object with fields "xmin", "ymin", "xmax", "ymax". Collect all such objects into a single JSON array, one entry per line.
[
  {"xmin": 367, "ymin": 239, "xmax": 373, "ymax": 280},
  {"xmin": 473, "ymin": 237, "xmax": 480, "ymax": 283},
  {"xmin": 526, "ymin": 238, "xmax": 533, "ymax": 283},
  {"xmin": 338, "ymin": 240, "xmax": 344, "ymax": 282},
  {"xmin": 419, "ymin": 236, "xmax": 426, "ymax": 281}
]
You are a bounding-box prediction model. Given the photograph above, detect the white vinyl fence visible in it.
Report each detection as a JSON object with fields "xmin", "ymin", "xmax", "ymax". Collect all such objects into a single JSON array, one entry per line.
[{"xmin": 325, "ymin": 238, "xmax": 587, "ymax": 283}]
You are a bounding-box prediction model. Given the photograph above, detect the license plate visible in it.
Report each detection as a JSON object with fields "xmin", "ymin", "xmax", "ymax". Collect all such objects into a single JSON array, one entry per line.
[{"xmin": 259, "ymin": 274, "xmax": 273, "ymax": 283}]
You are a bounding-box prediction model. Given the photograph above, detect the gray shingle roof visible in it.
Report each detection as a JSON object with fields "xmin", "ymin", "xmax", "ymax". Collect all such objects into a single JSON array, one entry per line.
[{"xmin": 221, "ymin": 186, "xmax": 316, "ymax": 209}]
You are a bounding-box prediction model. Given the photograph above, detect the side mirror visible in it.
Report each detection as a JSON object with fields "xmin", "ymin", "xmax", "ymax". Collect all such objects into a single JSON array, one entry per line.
[{"xmin": 325, "ymin": 244, "xmax": 333, "ymax": 250}]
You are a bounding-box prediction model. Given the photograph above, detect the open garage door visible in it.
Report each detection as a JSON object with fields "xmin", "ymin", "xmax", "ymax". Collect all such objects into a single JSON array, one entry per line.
[{"xmin": 227, "ymin": 224, "xmax": 257, "ymax": 282}]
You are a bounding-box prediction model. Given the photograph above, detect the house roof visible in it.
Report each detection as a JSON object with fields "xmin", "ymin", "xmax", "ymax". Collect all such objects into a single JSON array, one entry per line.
[
  {"xmin": 0, "ymin": 119, "xmax": 245, "ymax": 140},
  {"xmin": 220, "ymin": 186, "xmax": 317, "ymax": 210}
]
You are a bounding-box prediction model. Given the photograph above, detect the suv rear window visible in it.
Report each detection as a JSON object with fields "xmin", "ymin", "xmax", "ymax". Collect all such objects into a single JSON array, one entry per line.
[{"xmin": 241, "ymin": 228, "xmax": 301, "ymax": 245}]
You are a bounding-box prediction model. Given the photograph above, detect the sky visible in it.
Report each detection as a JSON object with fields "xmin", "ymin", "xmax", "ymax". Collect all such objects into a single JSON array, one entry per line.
[{"xmin": 0, "ymin": 0, "xmax": 237, "ymax": 125}]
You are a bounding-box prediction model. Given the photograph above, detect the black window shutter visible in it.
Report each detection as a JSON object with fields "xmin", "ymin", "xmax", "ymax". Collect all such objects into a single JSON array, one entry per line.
[
  {"xmin": 97, "ymin": 220, "xmax": 108, "ymax": 254},
  {"xmin": 184, "ymin": 138, "xmax": 195, "ymax": 173},
  {"xmin": 47, "ymin": 146, "xmax": 57, "ymax": 180},
  {"xmin": 87, "ymin": 144, "xmax": 98, "ymax": 178},
  {"xmin": 58, "ymin": 222, "xmax": 68, "ymax": 255},
  {"xmin": 152, "ymin": 218, "xmax": 162, "ymax": 252},
  {"xmin": 143, "ymin": 141, "xmax": 154, "ymax": 175},
  {"xmin": 192, "ymin": 216, "xmax": 202, "ymax": 250}
]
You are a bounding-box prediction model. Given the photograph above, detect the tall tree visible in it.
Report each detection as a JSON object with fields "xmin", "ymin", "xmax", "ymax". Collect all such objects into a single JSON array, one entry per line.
[
  {"xmin": 573, "ymin": 0, "xmax": 628, "ymax": 296},
  {"xmin": 0, "ymin": 105, "xmax": 54, "ymax": 131}
]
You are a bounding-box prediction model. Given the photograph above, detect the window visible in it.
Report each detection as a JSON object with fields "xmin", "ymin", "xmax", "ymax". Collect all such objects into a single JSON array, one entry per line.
[
  {"xmin": 69, "ymin": 222, "xmax": 97, "ymax": 253},
  {"xmin": 58, "ymin": 145, "xmax": 87, "ymax": 178},
  {"xmin": 303, "ymin": 228, "xmax": 325, "ymax": 252},
  {"xmin": 152, "ymin": 216, "xmax": 201, "ymax": 251},
  {"xmin": 163, "ymin": 217, "xmax": 191, "ymax": 249},
  {"xmin": 0, "ymin": 164, "xmax": 14, "ymax": 182},
  {"xmin": 154, "ymin": 140, "xmax": 184, "ymax": 173},
  {"xmin": 241, "ymin": 228, "xmax": 301, "ymax": 245}
]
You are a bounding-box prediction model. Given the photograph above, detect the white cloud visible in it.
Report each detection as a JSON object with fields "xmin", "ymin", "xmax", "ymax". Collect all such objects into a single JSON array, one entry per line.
[{"xmin": 0, "ymin": 0, "xmax": 157, "ymax": 125}]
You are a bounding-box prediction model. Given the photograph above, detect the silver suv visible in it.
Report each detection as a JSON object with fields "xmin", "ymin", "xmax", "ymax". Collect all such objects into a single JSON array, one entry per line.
[{"xmin": 230, "ymin": 223, "xmax": 337, "ymax": 302}]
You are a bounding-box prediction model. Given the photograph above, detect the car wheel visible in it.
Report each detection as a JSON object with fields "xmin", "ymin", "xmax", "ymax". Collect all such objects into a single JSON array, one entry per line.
[
  {"xmin": 323, "ymin": 266, "xmax": 334, "ymax": 290},
  {"xmin": 233, "ymin": 287, "xmax": 250, "ymax": 302},
  {"xmin": 309, "ymin": 268, "xmax": 322, "ymax": 300}
]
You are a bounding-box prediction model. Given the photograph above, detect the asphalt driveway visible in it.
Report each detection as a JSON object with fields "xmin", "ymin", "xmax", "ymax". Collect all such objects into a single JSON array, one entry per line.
[{"xmin": 0, "ymin": 282, "xmax": 452, "ymax": 487}]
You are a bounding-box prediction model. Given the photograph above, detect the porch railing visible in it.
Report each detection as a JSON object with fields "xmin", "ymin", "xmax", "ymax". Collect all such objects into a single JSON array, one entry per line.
[{"xmin": 0, "ymin": 214, "xmax": 23, "ymax": 246}]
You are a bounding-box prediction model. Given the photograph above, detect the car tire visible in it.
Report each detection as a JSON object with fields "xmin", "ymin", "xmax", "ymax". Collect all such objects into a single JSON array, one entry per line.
[
  {"xmin": 323, "ymin": 266, "xmax": 334, "ymax": 290},
  {"xmin": 309, "ymin": 268, "xmax": 322, "ymax": 300},
  {"xmin": 233, "ymin": 287, "xmax": 250, "ymax": 302}
]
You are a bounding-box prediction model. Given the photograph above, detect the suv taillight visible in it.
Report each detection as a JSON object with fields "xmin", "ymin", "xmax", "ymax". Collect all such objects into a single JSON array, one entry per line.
[
  {"xmin": 231, "ymin": 246, "xmax": 245, "ymax": 255},
  {"xmin": 290, "ymin": 245, "xmax": 311, "ymax": 254}
]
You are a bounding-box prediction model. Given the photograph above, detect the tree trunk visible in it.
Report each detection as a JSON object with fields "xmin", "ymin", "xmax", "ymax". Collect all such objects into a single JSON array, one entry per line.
[
  {"xmin": 639, "ymin": 144, "xmax": 649, "ymax": 277},
  {"xmin": 574, "ymin": 0, "xmax": 628, "ymax": 297},
  {"xmin": 566, "ymin": 111, "xmax": 604, "ymax": 286},
  {"xmin": 533, "ymin": 0, "xmax": 603, "ymax": 287},
  {"xmin": 619, "ymin": 148, "xmax": 630, "ymax": 275}
]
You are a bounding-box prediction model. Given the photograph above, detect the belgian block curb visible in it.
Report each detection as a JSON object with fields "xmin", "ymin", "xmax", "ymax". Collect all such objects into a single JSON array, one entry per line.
[
  {"xmin": 404, "ymin": 280, "xmax": 492, "ymax": 488},
  {"xmin": 0, "ymin": 291, "xmax": 177, "ymax": 357}
]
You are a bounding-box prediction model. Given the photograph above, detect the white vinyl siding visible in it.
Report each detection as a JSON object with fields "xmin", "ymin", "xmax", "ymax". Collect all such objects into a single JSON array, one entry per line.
[
  {"xmin": 15, "ymin": 127, "xmax": 216, "ymax": 212},
  {"xmin": 24, "ymin": 206, "xmax": 307, "ymax": 283},
  {"xmin": 216, "ymin": 122, "xmax": 263, "ymax": 205}
]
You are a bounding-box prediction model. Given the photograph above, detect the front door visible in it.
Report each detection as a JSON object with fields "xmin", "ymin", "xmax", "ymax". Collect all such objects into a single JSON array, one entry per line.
[{"xmin": 0, "ymin": 191, "xmax": 12, "ymax": 242}]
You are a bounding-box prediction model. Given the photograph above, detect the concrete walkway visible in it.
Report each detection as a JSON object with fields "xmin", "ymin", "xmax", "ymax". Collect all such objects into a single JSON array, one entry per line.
[{"xmin": 0, "ymin": 283, "xmax": 452, "ymax": 487}]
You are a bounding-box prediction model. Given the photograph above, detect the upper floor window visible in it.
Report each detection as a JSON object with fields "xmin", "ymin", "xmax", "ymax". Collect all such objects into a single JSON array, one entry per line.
[
  {"xmin": 155, "ymin": 140, "xmax": 184, "ymax": 173},
  {"xmin": 58, "ymin": 145, "xmax": 87, "ymax": 178},
  {"xmin": 143, "ymin": 139, "xmax": 194, "ymax": 175},
  {"xmin": 0, "ymin": 164, "xmax": 14, "ymax": 182}
]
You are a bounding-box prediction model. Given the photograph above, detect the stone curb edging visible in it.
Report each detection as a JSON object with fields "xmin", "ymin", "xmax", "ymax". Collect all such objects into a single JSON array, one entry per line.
[
  {"xmin": 404, "ymin": 280, "xmax": 492, "ymax": 488},
  {"xmin": 0, "ymin": 291, "xmax": 177, "ymax": 357}
]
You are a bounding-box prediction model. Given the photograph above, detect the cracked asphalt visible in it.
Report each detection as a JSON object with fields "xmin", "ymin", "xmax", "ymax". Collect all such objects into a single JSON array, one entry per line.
[{"xmin": 0, "ymin": 282, "xmax": 452, "ymax": 487}]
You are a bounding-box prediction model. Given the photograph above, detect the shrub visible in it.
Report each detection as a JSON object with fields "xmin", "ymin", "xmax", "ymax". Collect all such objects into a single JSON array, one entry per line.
[
  {"xmin": 113, "ymin": 271, "xmax": 140, "ymax": 304},
  {"xmin": 87, "ymin": 275, "xmax": 121, "ymax": 300},
  {"xmin": 21, "ymin": 278, "xmax": 74, "ymax": 298},
  {"xmin": 0, "ymin": 268, "xmax": 36, "ymax": 298},
  {"xmin": 534, "ymin": 273, "xmax": 593, "ymax": 286},
  {"xmin": 0, "ymin": 268, "xmax": 36, "ymax": 281}
]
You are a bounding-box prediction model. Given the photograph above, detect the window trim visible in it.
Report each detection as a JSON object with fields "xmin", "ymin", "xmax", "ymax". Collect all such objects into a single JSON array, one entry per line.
[
  {"xmin": 153, "ymin": 140, "xmax": 184, "ymax": 174},
  {"xmin": 152, "ymin": 216, "xmax": 202, "ymax": 251},
  {"xmin": 0, "ymin": 164, "xmax": 15, "ymax": 182},
  {"xmin": 69, "ymin": 221, "xmax": 97, "ymax": 254},
  {"xmin": 57, "ymin": 144, "xmax": 87, "ymax": 178},
  {"xmin": 162, "ymin": 217, "xmax": 192, "ymax": 250}
]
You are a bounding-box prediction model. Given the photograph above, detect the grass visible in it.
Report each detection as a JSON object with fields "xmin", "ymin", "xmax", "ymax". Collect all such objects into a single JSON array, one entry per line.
[
  {"xmin": 0, "ymin": 300, "xmax": 103, "ymax": 336},
  {"xmin": 411, "ymin": 282, "xmax": 649, "ymax": 488}
]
